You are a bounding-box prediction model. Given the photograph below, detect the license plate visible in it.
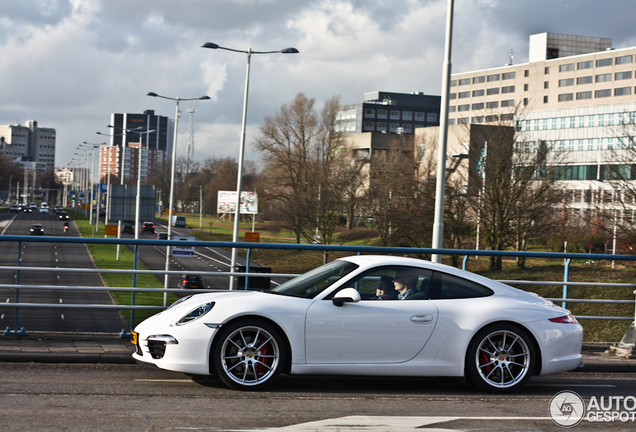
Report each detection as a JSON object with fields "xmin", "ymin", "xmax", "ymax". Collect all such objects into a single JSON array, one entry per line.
[{"xmin": 131, "ymin": 331, "xmax": 138, "ymax": 345}]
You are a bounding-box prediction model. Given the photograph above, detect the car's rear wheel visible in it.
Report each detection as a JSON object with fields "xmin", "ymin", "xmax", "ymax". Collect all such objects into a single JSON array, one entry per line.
[
  {"xmin": 211, "ymin": 319, "xmax": 286, "ymax": 391},
  {"xmin": 466, "ymin": 323, "xmax": 535, "ymax": 393}
]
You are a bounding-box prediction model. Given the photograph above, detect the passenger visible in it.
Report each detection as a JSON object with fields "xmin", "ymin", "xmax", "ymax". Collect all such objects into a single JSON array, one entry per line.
[
  {"xmin": 372, "ymin": 275, "xmax": 398, "ymax": 300},
  {"xmin": 393, "ymin": 271, "xmax": 418, "ymax": 300}
]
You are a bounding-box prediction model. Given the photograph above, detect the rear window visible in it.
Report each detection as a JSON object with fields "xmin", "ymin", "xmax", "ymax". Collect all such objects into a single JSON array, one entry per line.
[{"xmin": 429, "ymin": 273, "xmax": 493, "ymax": 300}]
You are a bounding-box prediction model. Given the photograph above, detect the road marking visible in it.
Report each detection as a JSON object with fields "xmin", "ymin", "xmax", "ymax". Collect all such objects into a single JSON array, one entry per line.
[{"xmin": 134, "ymin": 379, "xmax": 195, "ymax": 383}]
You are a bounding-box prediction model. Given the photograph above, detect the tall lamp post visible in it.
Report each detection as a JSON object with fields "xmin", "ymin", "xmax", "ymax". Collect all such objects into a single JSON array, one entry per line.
[
  {"xmin": 95, "ymin": 131, "xmax": 124, "ymax": 227},
  {"xmin": 201, "ymin": 42, "xmax": 298, "ymax": 289},
  {"xmin": 146, "ymin": 92, "xmax": 210, "ymax": 304}
]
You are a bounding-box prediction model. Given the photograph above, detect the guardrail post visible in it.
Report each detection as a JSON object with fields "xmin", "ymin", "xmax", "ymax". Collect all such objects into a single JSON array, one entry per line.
[
  {"xmin": 563, "ymin": 258, "xmax": 571, "ymax": 309},
  {"xmin": 5, "ymin": 241, "xmax": 26, "ymax": 337},
  {"xmin": 462, "ymin": 255, "xmax": 469, "ymax": 270},
  {"xmin": 245, "ymin": 248, "xmax": 252, "ymax": 290},
  {"xmin": 120, "ymin": 245, "xmax": 139, "ymax": 338}
]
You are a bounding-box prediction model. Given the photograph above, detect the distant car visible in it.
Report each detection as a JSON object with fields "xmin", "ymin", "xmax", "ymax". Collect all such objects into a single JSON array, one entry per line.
[
  {"xmin": 54, "ymin": 205, "xmax": 63, "ymax": 213},
  {"xmin": 29, "ymin": 224, "xmax": 44, "ymax": 235},
  {"xmin": 179, "ymin": 274, "xmax": 204, "ymax": 289},
  {"xmin": 157, "ymin": 232, "xmax": 168, "ymax": 240},
  {"xmin": 29, "ymin": 203, "xmax": 37, "ymax": 209},
  {"xmin": 122, "ymin": 221, "xmax": 135, "ymax": 234},
  {"xmin": 58, "ymin": 212, "xmax": 70, "ymax": 220},
  {"xmin": 142, "ymin": 222, "xmax": 155, "ymax": 233},
  {"xmin": 23, "ymin": 207, "xmax": 32, "ymax": 213},
  {"xmin": 39, "ymin": 205, "xmax": 49, "ymax": 214},
  {"xmin": 10, "ymin": 205, "xmax": 20, "ymax": 213}
]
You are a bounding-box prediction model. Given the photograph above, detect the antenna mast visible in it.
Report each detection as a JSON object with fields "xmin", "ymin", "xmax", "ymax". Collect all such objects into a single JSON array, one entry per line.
[{"xmin": 186, "ymin": 101, "xmax": 198, "ymax": 178}]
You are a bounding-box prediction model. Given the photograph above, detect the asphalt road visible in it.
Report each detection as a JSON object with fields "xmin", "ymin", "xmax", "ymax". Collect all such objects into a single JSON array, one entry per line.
[
  {"xmin": 0, "ymin": 210, "xmax": 126, "ymax": 333},
  {"xmin": 0, "ymin": 362, "xmax": 634, "ymax": 431}
]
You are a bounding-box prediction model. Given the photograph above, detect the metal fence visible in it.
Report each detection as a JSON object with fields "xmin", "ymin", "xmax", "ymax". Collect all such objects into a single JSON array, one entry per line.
[{"xmin": 1, "ymin": 235, "xmax": 635, "ymax": 335}]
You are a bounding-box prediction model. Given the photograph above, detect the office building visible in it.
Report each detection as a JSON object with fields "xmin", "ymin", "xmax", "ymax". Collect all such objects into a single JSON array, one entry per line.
[
  {"xmin": 337, "ymin": 91, "xmax": 441, "ymax": 135},
  {"xmin": 0, "ymin": 120, "xmax": 56, "ymax": 171}
]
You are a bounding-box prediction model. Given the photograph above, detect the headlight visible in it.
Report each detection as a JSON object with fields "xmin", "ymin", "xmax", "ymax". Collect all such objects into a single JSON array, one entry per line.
[
  {"xmin": 167, "ymin": 295, "xmax": 193, "ymax": 310},
  {"xmin": 176, "ymin": 302, "xmax": 214, "ymax": 325}
]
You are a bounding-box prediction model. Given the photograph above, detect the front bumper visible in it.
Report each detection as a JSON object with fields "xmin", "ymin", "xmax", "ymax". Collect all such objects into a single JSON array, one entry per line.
[{"xmin": 132, "ymin": 321, "xmax": 218, "ymax": 375}]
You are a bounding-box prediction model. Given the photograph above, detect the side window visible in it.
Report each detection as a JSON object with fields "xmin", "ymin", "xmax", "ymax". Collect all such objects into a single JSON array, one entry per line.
[
  {"xmin": 429, "ymin": 272, "xmax": 493, "ymax": 300},
  {"xmin": 328, "ymin": 266, "xmax": 434, "ymax": 300}
]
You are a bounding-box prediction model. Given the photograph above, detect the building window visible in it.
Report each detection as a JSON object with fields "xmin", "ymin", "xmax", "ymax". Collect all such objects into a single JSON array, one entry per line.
[
  {"xmin": 588, "ymin": 115, "xmax": 595, "ymax": 127},
  {"xmin": 502, "ymin": 85, "xmax": 515, "ymax": 94},
  {"xmin": 487, "ymin": 87, "xmax": 500, "ymax": 95},
  {"xmin": 473, "ymin": 76, "xmax": 485, "ymax": 84},
  {"xmin": 449, "ymin": 93, "xmax": 456, "ymax": 100},
  {"xmin": 377, "ymin": 109, "xmax": 388, "ymax": 119},
  {"xmin": 524, "ymin": 83, "xmax": 529, "ymax": 91},
  {"xmin": 471, "ymin": 116, "xmax": 483, "ymax": 123},
  {"xmin": 486, "ymin": 114, "xmax": 499, "ymax": 122},
  {"xmin": 616, "ymin": 54, "xmax": 633, "ymax": 65},
  {"xmin": 544, "ymin": 95, "xmax": 549, "ymax": 103},
  {"xmin": 543, "ymin": 119, "xmax": 548, "ymax": 130},
  {"xmin": 402, "ymin": 111, "xmax": 413, "ymax": 120},
  {"xmin": 449, "ymin": 106, "xmax": 456, "ymax": 113},
  {"xmin": 595, "ymin": 89, "xmax": 612, "ymax": 98},
  {"xmin": 376, "ymin": 122, "xmax": 387, "ymax": 132},
  {"xmin": 615, "ymin": 87, "xmax": 632, "ymax": 96},
  {"xmin": 559, "ymin": 63, "xmax": 575, "ymax": 72},
  {"xmin": 558, "ymin": 93, "xmax": 574, "ymax": 102},
  {"xmin": 401, "ymin": 124, "xmax": 412, "ymax": 133},
  {"xmin": 559, "ymin": 78, "xmax": 574, "ymax": 87},
  {"xmin": 450, "ymin": 80, "xmax": 457, "ymax": 87},
  {"xmin": 560, "ymin": 117, "xmax": 566, "ymax": 129},
  {"xmin": 459, "ymin": 78, "xmax": 471, "ymax": 86},
  {"xmin": 577, "ymin": 76, "xmax": 593, "ymax": 85},
  {"xmin": 458, "ymin": 91, "xmax": 470, "ymax": 98},
  {"xmin": 545, "ymin": 66, "xmax": 550, "ymax": 74},
  {"xmin": 501, "ymin": 99, "xmax": 515, "ymax": 107},
  {"xmin": 390, "ymin": 110, "xmax": 400, "ymax": 120},
  {"xmin": 472, "ymin": 89, "xmax": 485, "ymax": 97},
  {"xmin": 501, "ymin": 113, "xmax": 514, "ymax": 121},
  {"xmin": 472, "ymin": 103, "xmax": 484, "ymax": 110},
  {"xmin": 524, "ymin": 97, "xmax": 528, "ymax": 106},
  {"xmin": 502, "ymin": 72, "xmax": 516, "ymax": 80},
  {"xmin": 615, "ymin": 71, "xmax": 632, "ymax": 80},
  {"xmin": 544, "ymin": 81, "xmax": 549, "ymax": 89},
  {"xmin": 448, "ymin": 118, "xmax": 456, "ymax": 125},
  {"xmin": 577, "ymin": 60, "xmax": 593, "ymax": 70},
  {"xmin": 364, "ymin": 108, "xmax": 375, "ymax": 118},
  {"xmin": 389, "ymin": 123, "xmax": 400, "ymax": 132},
  {"xmin": 524, "ymin": 69, "xmax": 529, "ymax": 77},
  {"xmin": 427, "ymin": 113, "xmax": 438, "ymax": 123},
  {"xmin": 551, "ymin": 118, "xmax": 557, "ymax": 129},
  {"xmin": 486, "ymin": 101, "xmax": 499, "ymax": 109},
  {"xmin": 595, "ymin": 73, "xmax": 612, "ymax": 83},
  {"xmin": 576, "ymin": 91, "xmax": 592, "ymax": 100},
  {"xmin": 487, "ymin": 74, "xmax": 500, "ymax": 82},
  {"xmin": 596, "ymin": 58, "xmax": 613, "ymax": 67},
  {"xmin": 414, "ymin": 112, "xmax": 425, "ymax": 122},
  {"xmin": 457, "ymin": 117, "xmax": 469, "ymax": 124},
  {"xmin": 457, "ymin": 104, "xmax": 470, "ymax": 112}
]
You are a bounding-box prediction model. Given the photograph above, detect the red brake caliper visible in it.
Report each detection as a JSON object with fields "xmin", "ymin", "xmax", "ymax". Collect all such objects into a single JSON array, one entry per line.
[
  {"xmin": 256, "ymin": 339, "xmax": 269, "ymax": 373},
  {"xmin": 480, "ymin": 351, "xmax": 493, "ymax": 374}
]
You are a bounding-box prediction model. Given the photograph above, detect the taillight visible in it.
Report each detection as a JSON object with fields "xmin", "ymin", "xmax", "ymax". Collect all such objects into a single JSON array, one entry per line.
[{"xmin": 549, "ymin": 314, "xmax": 577, "ymax": 324}]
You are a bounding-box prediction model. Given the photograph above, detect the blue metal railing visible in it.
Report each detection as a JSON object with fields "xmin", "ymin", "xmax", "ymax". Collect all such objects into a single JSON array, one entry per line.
[{"xmin": 1, "ymin": 235, "xmax": 635, "ymax": 335}]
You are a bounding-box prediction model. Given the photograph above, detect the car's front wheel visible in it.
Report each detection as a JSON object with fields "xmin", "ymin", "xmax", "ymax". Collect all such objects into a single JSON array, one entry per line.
[
  {"xmin": 466, "ymin": 323, "xmax": 536, "ymax": 393},
  {"xmin": 211, "ymin": 319, "xmax": 286, "ymax": 391}
]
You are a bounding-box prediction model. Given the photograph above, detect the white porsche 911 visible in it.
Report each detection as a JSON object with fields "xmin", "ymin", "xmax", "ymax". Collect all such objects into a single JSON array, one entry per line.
[{"xmin": 131, "ymin": 255, "xmax": 583, "ymax": 392}]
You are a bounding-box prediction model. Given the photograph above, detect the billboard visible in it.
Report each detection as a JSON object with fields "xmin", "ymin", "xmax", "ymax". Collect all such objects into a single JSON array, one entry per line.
[{"xmin": 217, "ymin": 191, "xmax": 257, "ymax": 215}]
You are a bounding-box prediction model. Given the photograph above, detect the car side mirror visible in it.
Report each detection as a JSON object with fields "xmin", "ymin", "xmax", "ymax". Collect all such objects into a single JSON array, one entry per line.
[{"xmin": 332, "ymin": 288, "xmax": 361, "ymax": 307}]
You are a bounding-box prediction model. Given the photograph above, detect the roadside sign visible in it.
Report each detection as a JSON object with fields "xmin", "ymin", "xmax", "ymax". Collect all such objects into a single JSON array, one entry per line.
[
  {"xmin": 172, "ymin": 235, "xmax": 195, "ymax": 257},
  {"xmin": 244, "ymin": 232, "xmax": 260, "ymax": 243},
  {"xmin": 104, "ymin": 224, "xmax": 119, "ymax": 235}
]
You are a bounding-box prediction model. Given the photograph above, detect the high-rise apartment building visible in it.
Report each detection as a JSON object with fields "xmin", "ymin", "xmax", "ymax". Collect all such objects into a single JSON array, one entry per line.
[{"xmin": 0, "ymin": 120, "xmax": 56, "ymax": 171}]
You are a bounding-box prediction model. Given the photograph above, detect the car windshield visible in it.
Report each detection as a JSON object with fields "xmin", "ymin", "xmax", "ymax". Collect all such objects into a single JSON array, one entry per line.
[{"xmin": 269, "ymin": 260, "xmax": 358, "ymax": 299}]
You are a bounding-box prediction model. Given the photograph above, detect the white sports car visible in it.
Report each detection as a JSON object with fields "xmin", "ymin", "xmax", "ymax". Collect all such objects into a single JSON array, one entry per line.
[{"xmin": 132, "ymin": 255, "xmax": 583, "ymax": 392}]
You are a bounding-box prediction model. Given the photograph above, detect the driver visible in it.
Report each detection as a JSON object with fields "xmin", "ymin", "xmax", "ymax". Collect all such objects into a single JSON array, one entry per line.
[{"xmin": 393, "ymin": 271, "xmax": 418, "ymax": 300}]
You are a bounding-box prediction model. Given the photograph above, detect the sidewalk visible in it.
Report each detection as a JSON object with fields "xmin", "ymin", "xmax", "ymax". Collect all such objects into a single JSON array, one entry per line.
[{"xmin": 1, "ymin": 333, "xmax": 635, "ymax": 373}]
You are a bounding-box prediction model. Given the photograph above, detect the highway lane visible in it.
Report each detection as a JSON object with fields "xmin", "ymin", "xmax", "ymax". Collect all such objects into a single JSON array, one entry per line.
[
  {"xmin": 0, "ymin": 210, "xmax": 126, "ymax": 333},
  {"xmin": 0, "ymin": 363, "xmax": 634, "ymax": 431}
]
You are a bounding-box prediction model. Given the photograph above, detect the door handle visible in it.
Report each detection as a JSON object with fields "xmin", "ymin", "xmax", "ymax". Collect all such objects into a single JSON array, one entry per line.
[{"xmin": 410, "ymin": 314, "xmax": 434, "ymax": 324}]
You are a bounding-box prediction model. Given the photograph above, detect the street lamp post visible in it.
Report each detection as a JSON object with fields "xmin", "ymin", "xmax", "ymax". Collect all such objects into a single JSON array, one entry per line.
[
  {"xmin": 96, "ymin": 131, "xmax": 124, "ymax": 228},
  {"xmin": 201, "ymin": 42, "xmax": 298, "ymax": 289},
  {"xmin": 146, "ymin": 92, "xmax": 210, "ymax": 304},
  {"xmin": 190, "ymin": 184, "xmax": 203, "ymax": 229}
]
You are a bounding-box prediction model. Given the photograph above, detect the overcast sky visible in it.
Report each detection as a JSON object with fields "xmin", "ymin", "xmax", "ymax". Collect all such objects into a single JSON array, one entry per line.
[{"xmin": 2, "ymin": 0, "xmax": 636, "ymax": 169}]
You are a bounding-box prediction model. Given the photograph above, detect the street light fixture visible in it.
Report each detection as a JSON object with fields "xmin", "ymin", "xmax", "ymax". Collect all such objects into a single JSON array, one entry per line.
[
  {"xmin": 146, "ymin": 91, "xmax": 210, "ymax": 304},
  {"xmin": 201, "ymin": 41, "xmax": 298, "ymax": 289}
]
